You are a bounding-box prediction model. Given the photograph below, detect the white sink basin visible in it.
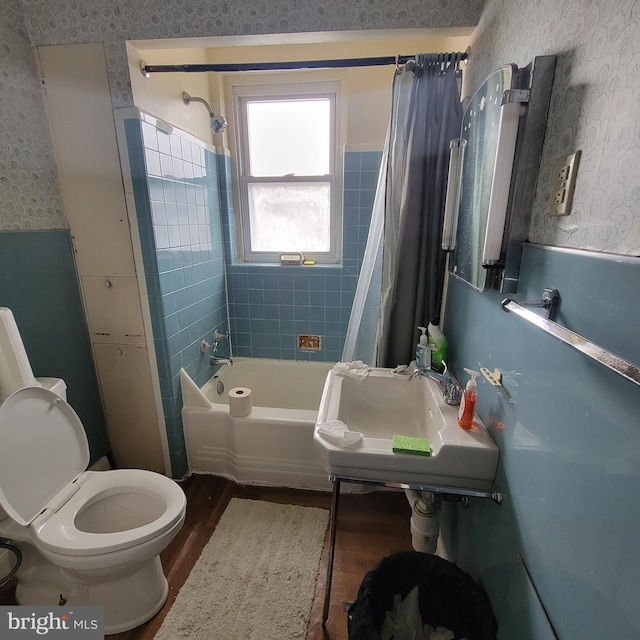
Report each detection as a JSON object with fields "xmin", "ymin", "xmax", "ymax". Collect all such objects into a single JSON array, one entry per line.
[{"xmin": 313, "ymin": 367, "xmax": 499, "ymax": 490}]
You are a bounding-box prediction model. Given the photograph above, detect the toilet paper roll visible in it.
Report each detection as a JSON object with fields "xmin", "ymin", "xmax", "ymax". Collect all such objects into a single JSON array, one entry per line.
[
  {"xmin": 228, "ymin": 387, "xmax": 252, "ymax": 417},
  {"xmin": 0, "ymin": 308, "xmax": 39, "ymax": 402}
]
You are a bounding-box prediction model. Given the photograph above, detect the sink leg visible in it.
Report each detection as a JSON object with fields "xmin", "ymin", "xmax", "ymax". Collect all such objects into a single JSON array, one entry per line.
[{"xmin": 322, "ymin": 477, "xmax": 341, "ymax": 627}]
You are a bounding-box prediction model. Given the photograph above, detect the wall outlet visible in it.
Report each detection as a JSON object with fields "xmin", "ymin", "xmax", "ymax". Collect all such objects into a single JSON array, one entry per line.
[
  {"xmin": 548, "ymin": 150, "xmax": 581, "ymax": 216},
  {"xmin": 298, "ymin": 334, "xmax": 321, "ymax": 351}
]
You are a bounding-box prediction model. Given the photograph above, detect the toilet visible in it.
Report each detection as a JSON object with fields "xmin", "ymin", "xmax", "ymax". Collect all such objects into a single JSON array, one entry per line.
[{"xmin": 0, "ymin": 377, "xmax": 186, "ymax": 635}]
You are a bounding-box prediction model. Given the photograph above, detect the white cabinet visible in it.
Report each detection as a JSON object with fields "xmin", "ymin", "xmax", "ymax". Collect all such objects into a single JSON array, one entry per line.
[
  {"xmin": 82, "ymin": 276, "xmax": 146, "ymax": 344},
  {"xmin": 39, "ymin": 42, "xmax": 169, "ymax": 475},
  {"xmin": 38, "ymin": 43, "xmax": 136, "ymax": 277},
  {"xmin": 93, "ymin": 343, "xmax": 165, "ymax": 473}
]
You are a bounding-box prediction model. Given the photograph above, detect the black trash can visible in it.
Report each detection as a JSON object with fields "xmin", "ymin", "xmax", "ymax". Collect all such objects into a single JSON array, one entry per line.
[{"xmin": 348, "ymin": 552, "xmax": 497, "ymax": 640}]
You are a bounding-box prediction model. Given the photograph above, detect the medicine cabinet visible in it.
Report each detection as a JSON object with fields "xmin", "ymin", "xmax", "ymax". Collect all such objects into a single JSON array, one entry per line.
[{"xmin": 444, "ymin": 56, "xmax": 556, "ymax": 292}]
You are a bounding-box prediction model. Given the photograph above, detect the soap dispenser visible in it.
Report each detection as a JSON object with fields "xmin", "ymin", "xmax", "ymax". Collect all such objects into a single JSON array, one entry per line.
[
  {"xmin": 458, "ymin": 368, "xmax": 480, "ymax": 431},
  {"xmin": 416, "ymin": 327, "xmax": 430, "ymax": 369}
]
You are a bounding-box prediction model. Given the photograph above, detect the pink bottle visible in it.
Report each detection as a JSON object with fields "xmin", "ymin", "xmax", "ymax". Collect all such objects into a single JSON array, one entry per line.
[{"xmin": 458, "ymin": 368, "xmax": 479, "ymax": 431}]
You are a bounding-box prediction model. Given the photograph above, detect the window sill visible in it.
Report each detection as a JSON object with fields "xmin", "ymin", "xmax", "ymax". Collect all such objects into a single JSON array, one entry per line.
[{"xmin": 229, "ymin": 262, "xmax": 343, "ymax": 270}]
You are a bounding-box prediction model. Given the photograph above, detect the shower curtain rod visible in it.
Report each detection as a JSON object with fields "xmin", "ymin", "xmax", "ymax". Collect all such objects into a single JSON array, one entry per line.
[{"xmin": 139, "ymin": 50, "xmax": 468, "ymax": 75}]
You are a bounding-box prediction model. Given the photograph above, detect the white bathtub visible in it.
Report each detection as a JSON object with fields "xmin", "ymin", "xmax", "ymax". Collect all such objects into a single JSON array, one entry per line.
[{"xmin": 181, "ymin": 358, "xmax": 334, "ymax": 490}]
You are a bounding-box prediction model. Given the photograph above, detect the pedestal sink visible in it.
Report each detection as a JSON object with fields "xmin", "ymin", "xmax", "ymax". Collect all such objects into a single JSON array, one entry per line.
[{"xmin": 313, "ymin": 367, "xmax": 499, "ymax": 491}]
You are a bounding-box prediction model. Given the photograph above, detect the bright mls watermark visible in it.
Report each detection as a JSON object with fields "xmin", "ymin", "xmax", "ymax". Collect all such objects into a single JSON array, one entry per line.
[{"xmin": 0, "ymin": 606, "xmax": 103, "ymax": 639}]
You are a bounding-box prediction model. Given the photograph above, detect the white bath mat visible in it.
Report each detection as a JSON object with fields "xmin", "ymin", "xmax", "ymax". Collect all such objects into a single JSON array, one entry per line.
[{"xmin": 154, "ymin": 498, "xmax": 329, "ymax": 640}]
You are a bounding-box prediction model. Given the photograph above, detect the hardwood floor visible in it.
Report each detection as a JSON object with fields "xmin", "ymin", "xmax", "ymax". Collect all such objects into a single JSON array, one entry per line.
[{"xmin": 0, "ymin": 474, "xmax": 413, "ymax": 639}]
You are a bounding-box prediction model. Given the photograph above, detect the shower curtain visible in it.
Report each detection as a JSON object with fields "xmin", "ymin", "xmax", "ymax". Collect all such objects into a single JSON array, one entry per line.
[{"xmin": 342, "ymin": 54, "xmax": 462, "ymax": 367}]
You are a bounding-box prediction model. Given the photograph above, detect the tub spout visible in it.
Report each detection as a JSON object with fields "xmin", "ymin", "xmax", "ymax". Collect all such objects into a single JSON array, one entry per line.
[{"xmin": 210, "ymin": 357, "xmax": 233, "ymax": 366}]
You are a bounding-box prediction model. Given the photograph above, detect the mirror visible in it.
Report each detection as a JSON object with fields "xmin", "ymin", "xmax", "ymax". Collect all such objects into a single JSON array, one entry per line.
[
  {"xmin": 450, "ymin": 65, "xmax": 517, "ymax": 291},
  {"xmin": 447, "ymin": 57, "xmax": 557, "ymax": 293}
]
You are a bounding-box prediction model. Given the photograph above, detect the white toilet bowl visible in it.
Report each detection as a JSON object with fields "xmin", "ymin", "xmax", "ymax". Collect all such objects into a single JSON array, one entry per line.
[{"xmin": 0, "ymin": 381, "xmax": 186, "ymax": 634}]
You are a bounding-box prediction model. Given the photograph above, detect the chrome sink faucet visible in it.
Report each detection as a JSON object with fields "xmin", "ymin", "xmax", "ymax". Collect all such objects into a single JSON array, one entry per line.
[{"xmin": 413, "ymin": 362, "xmax": 462, "ymax": 406}]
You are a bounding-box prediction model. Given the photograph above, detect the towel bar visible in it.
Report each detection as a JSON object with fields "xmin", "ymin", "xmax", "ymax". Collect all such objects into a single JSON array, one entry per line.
[{"xmin": 501, "ymin": 296, "xmax": 640, "ymax": 387}]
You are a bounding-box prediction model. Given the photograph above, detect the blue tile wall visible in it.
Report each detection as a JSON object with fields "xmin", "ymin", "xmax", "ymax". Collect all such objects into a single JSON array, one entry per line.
[
  {"xmin": 127, "ymin": 129, "xmax": 380, "ymax": 475},
  {"xmin": 224, "ymin": 150, "xmax": 380, "ymax": 362},
  {"xmin": 126, "ymin": 115, "xmax": 229, "ymax": 478},
  {"xmin": 217, "ymin": 153, "xmax": 237, "ymax": 265},
  {"xmin": 443, "ymin": 243, "xmax": 640, "ymax": 638}
]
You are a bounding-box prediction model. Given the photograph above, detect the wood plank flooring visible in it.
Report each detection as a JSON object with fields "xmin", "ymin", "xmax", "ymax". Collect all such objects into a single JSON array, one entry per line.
[{"xmin": 0, "ymin": 474, "xmax": 413, "ymax": 639}]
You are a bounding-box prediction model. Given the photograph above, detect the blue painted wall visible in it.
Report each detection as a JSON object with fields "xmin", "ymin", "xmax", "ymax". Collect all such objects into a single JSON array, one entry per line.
[
  {"xmin": 444, "ymin": 244, "xmax": 640, "ymax": 638},
  {"xmin": 0, "ymin": 231, "xmax": 109, "ymax": 464},
  {"xmin": 441, "ymin": 0, "xmax": 640, "ymax": 635}
]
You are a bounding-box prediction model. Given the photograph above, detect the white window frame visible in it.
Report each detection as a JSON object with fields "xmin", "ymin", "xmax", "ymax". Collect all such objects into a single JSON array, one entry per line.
[{"xmin": 232, "ymin": 80, "xmax": 344, "ymax": 264}]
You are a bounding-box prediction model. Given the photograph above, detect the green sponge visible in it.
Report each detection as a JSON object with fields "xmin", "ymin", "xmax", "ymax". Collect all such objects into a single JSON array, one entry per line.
[{"xmin": 392, "ymin": 434, "xmax": 431, "ymax": 456}]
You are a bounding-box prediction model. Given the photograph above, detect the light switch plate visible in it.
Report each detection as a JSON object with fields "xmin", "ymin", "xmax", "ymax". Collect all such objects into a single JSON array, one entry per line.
[{"xmin": 548, "ymin": 150, "xmax": 581, "ymax": 216}]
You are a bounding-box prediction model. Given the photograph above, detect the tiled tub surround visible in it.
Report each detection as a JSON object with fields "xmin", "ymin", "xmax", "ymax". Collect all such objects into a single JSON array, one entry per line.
[
  {"xmin": 126, "ymin": 113, "xmax": 230, "ymax": 477},
  {"xmin": 225, "ymin": 149, "xmax": 381, "ymax": 363},
  {"xmin": 126, "ymin": 113, "xmax": 381, "ymax": 475}
]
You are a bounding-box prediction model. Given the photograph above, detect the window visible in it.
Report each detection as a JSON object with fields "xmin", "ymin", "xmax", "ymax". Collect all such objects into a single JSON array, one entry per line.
[{"xmin": 234, "ymin": 81, "xmax": 342, "ymax": 263}]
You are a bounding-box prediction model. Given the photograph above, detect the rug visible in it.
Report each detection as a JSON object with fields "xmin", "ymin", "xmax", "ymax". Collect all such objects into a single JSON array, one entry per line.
[{"xmin": 154, "ymin": 498, "xmax": 329, "ymax": 640}]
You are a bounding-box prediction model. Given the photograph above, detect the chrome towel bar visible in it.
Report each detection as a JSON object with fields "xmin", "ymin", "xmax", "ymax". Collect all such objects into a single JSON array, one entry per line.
[{"xmin": 501, "ymin": 296, "xmax": 640, "ymax": 387}]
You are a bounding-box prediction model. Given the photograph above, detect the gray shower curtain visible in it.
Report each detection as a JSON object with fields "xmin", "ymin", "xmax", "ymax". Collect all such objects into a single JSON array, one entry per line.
[{"xmin": 377, "ymin": 55, "xmax": 462, "ymax": 368}]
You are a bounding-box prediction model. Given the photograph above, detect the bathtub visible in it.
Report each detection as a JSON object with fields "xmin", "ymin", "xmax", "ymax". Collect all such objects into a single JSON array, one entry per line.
[{"xmin": 181, "ymin": 358, "xmax": 334, "ymax": 490}]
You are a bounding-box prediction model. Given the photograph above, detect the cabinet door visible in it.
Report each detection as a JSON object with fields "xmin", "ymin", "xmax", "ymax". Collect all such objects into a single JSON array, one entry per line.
[
  {"xmin": 82, "ymin": 276, "xmax": 145, "ymax": 344},
  {"xmin": 38, "ymin": 42, "xmax": 136, "ymax": 277},
  {"xmin": 92, "ymin": 343, "xmax": 166, "ymax": 474}
]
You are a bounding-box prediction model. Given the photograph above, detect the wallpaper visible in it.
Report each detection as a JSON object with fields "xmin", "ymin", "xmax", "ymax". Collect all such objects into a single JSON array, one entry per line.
[
  {"xmin": 2, "ymin": 0, "xmax": 481, "ymax": 231},
  {"xmin": 0, "ymin": 0, "xmax": 66, "ymax": 230},
  {"xmin": 466, "ymin": 0, "xmax": 640, "ymax": 255},
  {"xmin": 19, "ymin": 0, "xmax": 483, "ymax": 107},
  {"xmin": 3, "ymin": 0, "xmax": 639, "ymax": 254}
]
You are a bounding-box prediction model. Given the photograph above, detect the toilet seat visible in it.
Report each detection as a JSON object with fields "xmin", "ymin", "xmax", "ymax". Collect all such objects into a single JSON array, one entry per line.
[
  {"xmin": 0, "ymin": 386, "xmax": 185, "ymax": 558},
  {"xmin": 32, "ymin": 469, "xmax": 185, "ymax": 556},
  {"xmin": 0, "ymin": 386, "xmax": 89, "ymax": 526}
]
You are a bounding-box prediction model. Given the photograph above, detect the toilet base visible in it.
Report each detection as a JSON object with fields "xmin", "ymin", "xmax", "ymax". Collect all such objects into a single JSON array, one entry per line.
[
  {"xmin": 13, "ymin": 543, "xmax": 71, "ymax": 606},
  {"xmin": 12, "ymin": 545, "xmax": 169, "ymax": 635},
  {"xmin": 60, "ymin": 556, "xmax": 169, "ymax": 635}
]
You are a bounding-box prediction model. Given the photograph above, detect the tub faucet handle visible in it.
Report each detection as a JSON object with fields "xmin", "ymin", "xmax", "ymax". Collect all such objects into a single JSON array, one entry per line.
[{"xmin": 201, "ymin": 340, "xmax": 213, "ymax": 354}]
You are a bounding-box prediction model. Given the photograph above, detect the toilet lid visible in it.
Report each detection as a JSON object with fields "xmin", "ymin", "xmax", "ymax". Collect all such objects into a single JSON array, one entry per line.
[{"xmin": 0, "ymin": 386, "xmax": 89, "ymax": 526}]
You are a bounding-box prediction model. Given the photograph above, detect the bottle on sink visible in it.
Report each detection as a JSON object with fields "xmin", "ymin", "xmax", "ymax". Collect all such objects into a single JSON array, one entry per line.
[
  {"xmin": 427, "ymin": 316, "xmax": 448, "ymax": 374},
  {"xmin": 458, "ymin": 368, "xmax": 480, "ymax": 431},
  {"xmin": 416, "ymin": 326, "xmax": 431, "ymax": 369}
]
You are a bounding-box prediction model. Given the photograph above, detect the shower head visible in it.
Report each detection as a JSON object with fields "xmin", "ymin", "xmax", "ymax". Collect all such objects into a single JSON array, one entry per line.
[{"xmin": 182, "ymin": 91, "xmax": 227, "ymax": 134}]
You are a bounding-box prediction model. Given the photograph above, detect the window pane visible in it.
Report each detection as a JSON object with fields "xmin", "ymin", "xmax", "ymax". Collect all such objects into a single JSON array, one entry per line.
[
  {"xmin": 247, "ymin": 182, "xmax": 331, "ymax": 252},
  {"xmin": 246, "ymin": 99, "xmax": 331, "ymax": 176}
]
